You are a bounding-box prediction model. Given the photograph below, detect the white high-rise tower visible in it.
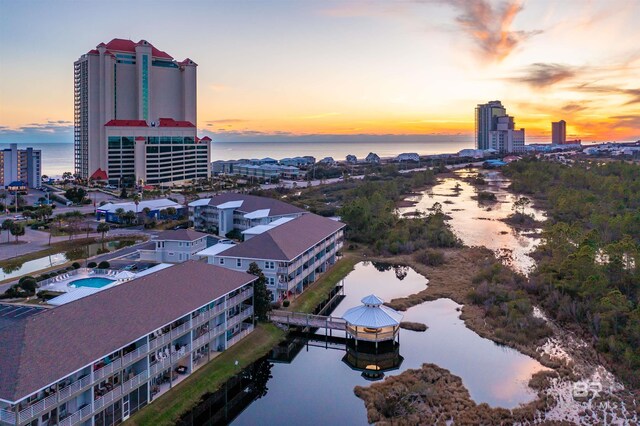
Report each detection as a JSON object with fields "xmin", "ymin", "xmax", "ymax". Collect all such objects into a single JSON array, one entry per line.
[{"xmin": 74, "ymin": 38, "xmax": 210, "ymax": 186}]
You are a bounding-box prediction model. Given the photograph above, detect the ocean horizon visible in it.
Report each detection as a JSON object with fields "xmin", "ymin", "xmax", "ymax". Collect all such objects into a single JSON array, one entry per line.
[{"xmin": 1, "ymin": 140, "xmax": 478, "ymax": 177}]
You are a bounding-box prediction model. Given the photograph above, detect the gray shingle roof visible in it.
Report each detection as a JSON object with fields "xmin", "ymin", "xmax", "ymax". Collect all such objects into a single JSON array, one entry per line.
[
  {"xmin": 205, "ymin": 194, "xmax": 306, "ymax": 216},
  {"xmin": 0, "ymin": 261, "xmax": 255, "ymax": 402},
  {"xmin": 218, "ymin": 214, "xmax": 345, "ymax": 261},
  {"xmin": 155, "ymin": 229, "xmax": 209, "ymax": 242}
]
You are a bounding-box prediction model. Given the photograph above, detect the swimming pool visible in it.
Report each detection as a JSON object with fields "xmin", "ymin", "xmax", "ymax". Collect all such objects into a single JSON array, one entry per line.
[{"xmin": 69, "ymin": 277, "xmax": 115, "ymax": 289}]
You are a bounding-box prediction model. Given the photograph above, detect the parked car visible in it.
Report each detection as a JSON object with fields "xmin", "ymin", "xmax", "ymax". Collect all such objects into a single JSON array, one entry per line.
[
  {"xmin": 104, "ymin": 184, "xmax": 117, "ymax": 190},
  {"xmin": 218, "ymin": 239, "xmax": 234, "ymax": 245},
  {"xmin": 13, "ymin": 215, "xmax": 25, "ymax": 221}
]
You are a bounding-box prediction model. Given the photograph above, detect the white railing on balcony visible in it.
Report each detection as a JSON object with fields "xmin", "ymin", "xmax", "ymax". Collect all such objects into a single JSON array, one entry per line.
[
  {"xmin": 149, "ymin": 332, "xmax": 172, "ymax": 350},
  {"xmin": 94, "ymin": 357, "xmax": 122, "ymax": 381},
  {"xmin": 210, "ymin": 324, "xmax": 226, "ymax": 339},
  {"xmin": 94, "ymin": 386, "xmax": 122, "ymax": 411},
  {"xmin": 122, "ymin": 370, "xmax": 148, "ymax": 393},
  {"xmin": 171, "ymin": 322, "xmax": 191, "ymax": 339},
  {"xmin": 150, "ymin": 357, "xmax": 171, "ymax": 376},
  {"xmin": 17, "ymin": 392, "xmax": 58, "ymax": 423},
  {"xmin": 79, "ymin": 404, "xmax": 92, "ymax": 421},
  {"xmin": 192, "ymin": 310, "xmax": 212, "ymax": 326},
  {"xmin": 227, "ymin": 289, "xmax": 253, "ymax": 308},
  {"xmin": 227, "ymin": 307, "xmax": 253, "ymax": 328},
  {"xmin": 227, "ymin": 327, "xmax": 252, "ymax": 347},
  {"xmin": 171, "ymin": 344, "xmax": 191, "ymax": 361},
  {"xmin": 59, "ymin": 409, "xmax": 81, "ymax": 426},
  {"xmin": 58, "ymin": 374, "xmax": 91, "ymax": 401},
  {"xmin": 192, "ymin": 334, "xmax": 208, "ymax": 350},
  {"xmin": 122, "ymin": 343, "xmax": 148, "ymax": 366},
  {"xmin": 212, "ymin": 302, "xmax": 226, "ymax": 315},
  {"xmin": 0, "ymin": 408, "xmax": 15, "ymax": 425}
]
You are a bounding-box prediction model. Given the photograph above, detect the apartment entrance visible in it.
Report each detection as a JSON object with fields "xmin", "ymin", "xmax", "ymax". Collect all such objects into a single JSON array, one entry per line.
[{"xmin": 122, "ymin": 395, "xmax": 130, "ymax": 420}]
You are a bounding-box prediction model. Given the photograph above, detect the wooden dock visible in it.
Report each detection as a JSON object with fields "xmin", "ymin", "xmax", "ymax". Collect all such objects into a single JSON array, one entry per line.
[{"xmin": 268, "ymin": 310, "xmax": 347, "ymax": 331}]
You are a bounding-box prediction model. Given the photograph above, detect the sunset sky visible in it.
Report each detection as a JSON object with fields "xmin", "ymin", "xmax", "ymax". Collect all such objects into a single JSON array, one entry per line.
[{"xmin": 1, "ymin": 0, "xmax": 639, "ymax": 144}]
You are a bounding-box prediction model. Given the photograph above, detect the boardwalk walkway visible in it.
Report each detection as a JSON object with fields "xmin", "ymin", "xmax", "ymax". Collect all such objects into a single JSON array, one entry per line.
[{"xmin": 268, "ymin": 310, "xmax": 347, "ymax": 331}]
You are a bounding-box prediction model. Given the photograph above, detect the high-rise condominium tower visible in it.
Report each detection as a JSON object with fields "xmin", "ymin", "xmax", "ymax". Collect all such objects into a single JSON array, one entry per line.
[
  {"xmin": 552, "ymin": 120, "xmax": 567, "ymax": 144},
  {"xmin": 74, "ymin": 39, "xmax": 211, "ymax": 186},
  {"xmin": 475, "ymin": 101, "xmax": 525, "ymax": 153}
]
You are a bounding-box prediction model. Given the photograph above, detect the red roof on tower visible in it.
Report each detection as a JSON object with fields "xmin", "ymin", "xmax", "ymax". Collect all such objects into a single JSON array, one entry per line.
[
  {"xmin": 102, "ymin": 38, "xmax": 174, "ymax": 60},
  {"xmin": 104, "ymin": 120, "xmax": 148, "ymax": 127},
  {"xmin": 135, "ymin": 137, "xmax": 146, "ymax": 141},
  {"xmin": 158, "ymin": 118, "xmax": 195, "ymax": 128},
  {"xmin": 200, "ymin": 136, "xmax": 212, "ymax": 142}
]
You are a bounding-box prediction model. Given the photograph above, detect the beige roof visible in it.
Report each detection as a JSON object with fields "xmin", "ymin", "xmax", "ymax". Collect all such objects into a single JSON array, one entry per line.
[
  {"xmin": 0, "ymin": 261, "xmax": 256, "ymax": 402},
  {"xmin": 218, "ymin": 214, "xmax": 345, "ymax": 261}
]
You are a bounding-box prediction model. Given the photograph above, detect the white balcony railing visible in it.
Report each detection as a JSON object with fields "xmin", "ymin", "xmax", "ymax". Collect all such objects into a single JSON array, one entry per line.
[
  {"xmin": 192, "ymin": 334, "xmax": 208, "ymax": 350},
  {"xmin": 171, "ymin": 322, "xmax": 191, "ymax": 339},
  {"xmin": 149, "ymin": 332, "xmax": 172, "ymax": 350},
  {"xmin": 227, "ymin": 307, "xmax": 253, "ymax": 328},
  {"xmin": 17, "ymin": 392, "xmax": 58, "ymax": 423},
  {"xmin": 122, "ymin": 370, "xmax": 148, "ymax": 393},
  {"xmin": 227, "ymin": 327, "xmax": 253, "ymax": 347},
  {"xmin": 94, "ymin": 386, "xmax": 122, "ymax": 411},
  {"xmin": 58, "ymin": 374, "xmax": 91, "ymax": 401},
  {"xmin": 94, "ymin": 358, "xmax": 122, "ymax": 381},
  {"xmin": 227, "ymin": 289, "xmax": 253, "ymax": 308},
  {"xmin": 150, "ymin": 357, "xmax": 171, "ymax": 376},
  {"xmin": 122, "ymin": 344, "xmax": 149, "ymax": 366}
]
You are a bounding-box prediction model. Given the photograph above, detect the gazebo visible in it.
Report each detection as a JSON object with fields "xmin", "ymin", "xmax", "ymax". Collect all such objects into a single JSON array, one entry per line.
[{"xmin": 341, "ymin": 294, "xmax": 403, "ymax": 347}]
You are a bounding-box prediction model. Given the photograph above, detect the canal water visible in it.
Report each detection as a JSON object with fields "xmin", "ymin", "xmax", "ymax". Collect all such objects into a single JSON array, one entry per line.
[
  {"xmin": 181, "ymin": 171, "xmax": 549, "ymax": 425},
  {"xmin": 398, "ymin": 169, "xmax": 546, "ymax": 274}
]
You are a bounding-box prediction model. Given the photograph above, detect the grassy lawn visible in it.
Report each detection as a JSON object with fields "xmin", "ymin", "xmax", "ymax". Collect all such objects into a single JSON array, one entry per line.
[
  {"xmin": 288, "ymin": 252, "xmax": 361, "ymax": 313},
  {"xmin": 127, "ymin": 323, "xmax": 285, "ymax": 426}
]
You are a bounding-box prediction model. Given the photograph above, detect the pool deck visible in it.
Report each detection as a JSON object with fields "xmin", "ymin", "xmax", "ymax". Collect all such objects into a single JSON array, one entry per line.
[{"xmin": 41, "ymin": 269, "xmax": 122, "ymax": 293}]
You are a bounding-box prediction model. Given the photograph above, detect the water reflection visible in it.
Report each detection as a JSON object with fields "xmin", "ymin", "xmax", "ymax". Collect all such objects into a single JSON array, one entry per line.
[
  {"xmin": 215, "ymin": 262, "xmax": 548, "ymax": 425},
  {"xmin": 398, "ymin": 170, "xmax": 546, "ymax": 274}
]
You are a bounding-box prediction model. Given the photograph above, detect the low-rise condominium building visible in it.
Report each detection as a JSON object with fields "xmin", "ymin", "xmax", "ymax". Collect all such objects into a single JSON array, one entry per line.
[{"xmin": 0, "ymin": 261, "xmax": 256, "ymax": 426}]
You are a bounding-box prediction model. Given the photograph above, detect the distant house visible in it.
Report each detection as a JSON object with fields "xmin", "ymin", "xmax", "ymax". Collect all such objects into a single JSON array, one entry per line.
[
  {"xmin": 139, "ymin": 229, "xmax": 210, "ymax": 263},
  {"xmin": 346, "ymin": 154, "xmax": 358, "ymax": 164},
  {"xmin": 318, "ymin": 157, "xmax": 336, "ymax": 166},
  {"xmin": 365, "ymin": 152, "xmax": 380, "ymax": 164},
  {"xmin": 457, "ymin": 149, "xmax": 484, "ymax": 159},
  {"xmin": 280, "ymin": 156, "xmax": 315, "ymax": 167},
  {"xmin": 395, "ymin": 153, "xmax": 420, "ymax": 162},
  {"xmin": 6, "ymin": 180, "xmax": 27, "ymax": 192}
]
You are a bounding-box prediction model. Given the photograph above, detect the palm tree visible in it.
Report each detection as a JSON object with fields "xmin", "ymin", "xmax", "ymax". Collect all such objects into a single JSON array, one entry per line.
[
  {"xmin": 97, "ymin": 222, "xmax": 110, "ymax": 241},
  {"xmin": 2, "ymin": 219, "xmax": 13, "ymax": 243},
  {"xmin": 133, "ymin": 194, "xmax": 141, "ymax": 223}
]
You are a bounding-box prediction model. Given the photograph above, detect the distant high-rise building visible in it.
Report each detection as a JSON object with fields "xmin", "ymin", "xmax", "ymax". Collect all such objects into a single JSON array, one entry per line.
[
  {"xmin": 74, "ymin": 38, "xmax": 210, "ymax": 186},
  {"xmin": 476, "ymin": 101, "xmax": 525, "ymax": 153},
  {"xmin": 552, "ymin": 120, "xmax": 567, "ymax": 144},
  {"xmin": 0, "ymin": 144, "xmax": 41, "ymax": 189},
  {"xmin": 475, "ymin": 101, "xmax": 506, "ymax": 150}
]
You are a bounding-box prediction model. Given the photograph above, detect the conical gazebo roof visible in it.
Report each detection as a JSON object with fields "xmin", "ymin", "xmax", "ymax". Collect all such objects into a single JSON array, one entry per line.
[{"xmin": 342, "ymin": 294, "xmax": 403, "ymax": 328}]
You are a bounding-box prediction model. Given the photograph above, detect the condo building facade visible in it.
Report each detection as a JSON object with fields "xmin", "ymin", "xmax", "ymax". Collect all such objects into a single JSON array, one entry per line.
[
  {"xmin": 200, "ymin": 213, "xmax": 345, "ymax": 302},
  {"xmin": 189, "ymin": 193, "xmax": 307, "ymax": 236},
  {"xmin": 0, "ymin": 144, "xmax": 41, "ymax": 189},
  {"xmin": 74, "ymin": 39, "xmax": 210, "ymax": 186},
  {"xmin": 476, "ymin": 101, "xmax": 525, "ymax": 153},
  {"xmin": 0, "ymin": 262, "xmax": 256, "ymax": 426}
]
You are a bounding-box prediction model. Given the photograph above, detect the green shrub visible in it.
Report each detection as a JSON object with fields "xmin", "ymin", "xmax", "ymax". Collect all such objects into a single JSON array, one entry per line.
[
  {"xmin": 71, "ymin": 262, "xmax": 81, "ymax": 269},
  {"xmin": 87, "ymin": 261, "xmax": 97, "ymax": 268},
  {"xmin": 282, "ymin": 300, "xmax": 290, "ymax": 308},
  {"xmin": 18, "ymin": 275, "xmax": 35, "ymax": 284},
  {"xmin": 98, "ymin": 261, "xmax": 110, "ymax": 269},
  {"xmin": 414, "ymin": 249, "xmax": 445, "ymax": 266}
]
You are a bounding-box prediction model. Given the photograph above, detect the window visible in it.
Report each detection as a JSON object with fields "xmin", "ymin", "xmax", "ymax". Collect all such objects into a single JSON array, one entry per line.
[
  {"xmin": 236, "ymin": 259, "xmax": 242, "ymax": 267},
  {"xmin": 265, "ymin": 261, "xmax": 275, "ymax": 269},
  {"xmin": 219, "ymin": 258, "xmax": 224, "ymax": 265},
  {"xmin": 142, "ymin": 55, "xmax": 149, "ymax": 121},
  {"xmin": 268, "ymin": 277, "xmax": 275, "ymax": 286}
]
